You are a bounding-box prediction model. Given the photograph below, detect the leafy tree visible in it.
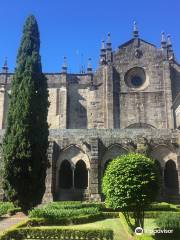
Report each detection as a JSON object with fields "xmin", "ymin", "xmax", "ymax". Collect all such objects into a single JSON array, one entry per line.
[
  {"xmin": 102, "ymin": 153, "xmax": 160, "ymax": 229},
  {"xmin": 2, "ymin": 15, "xmax": 49, "ymax": 210}
]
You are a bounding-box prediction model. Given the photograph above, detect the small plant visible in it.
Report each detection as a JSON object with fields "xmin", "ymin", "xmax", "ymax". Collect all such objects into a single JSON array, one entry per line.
[
  {"xmin": 155, "ymin": 212, "xmax": 180, "ymax": 232},
  {"xmin": 0, "ymin": 202, "xmax": 14, "ymax": 216}
]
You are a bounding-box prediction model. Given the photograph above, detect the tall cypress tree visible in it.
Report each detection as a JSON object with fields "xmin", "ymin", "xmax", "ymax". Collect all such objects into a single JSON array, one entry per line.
[{"xmin": 2, "ymin": 15, "xmax": 49, "ymax": 210}]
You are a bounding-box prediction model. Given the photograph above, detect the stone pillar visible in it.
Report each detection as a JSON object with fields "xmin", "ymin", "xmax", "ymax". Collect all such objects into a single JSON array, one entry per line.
[
  {"xmin": 103, "ymin": 65, "xmax": 114, "ymax": 128},
  {"xmin": 71, "ymin": 164, "xmax": 75, "ymax": 189},
  {"xmin": 87, "ymin": 168, "xmax": 90, "ymax": 190},
  {"xmin": 42, "ymin": 141, "xmax": 55, "ymax": 203},
  {"xmin": 162, "ymin": 62, "xmax": 174, "ymax": 129},
  {"xmin": 89, "ymin": 138, "xmax": 101, "ymax": 201},
  {"xmin": 176, "ymin": 149, "xmax": 180, "ymax": 196},
  {"xmin": 161, "ymin": 166, "xmax": 165, "ymax": 198}
]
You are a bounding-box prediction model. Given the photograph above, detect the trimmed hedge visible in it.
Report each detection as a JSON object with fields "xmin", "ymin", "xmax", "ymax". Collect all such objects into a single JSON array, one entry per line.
[
  {"xmin": 0, "ymin": 227, "xmax": 113, "ymax": 240},
  {"xmin": 7, "ymin": 207, "xmax": 21, "ymax": 216},
  {"xmin": 146, "ymin": 202, "xmax": 178, "ymax": 212},
  {"xmin": 29, "ymin": 202, "xmax": 103, "ymax": 222},
  {"xmin": 145, "ymin": 211, "xmax": 180, "ymax": 218},
  {"xmin": 128, "ymin": 211, "xmax": 180, "ymax": 219},
  {"xmin": 102, "ymin": 212, "xmax": 119, "ymax": 218},
  {"xmin": 29, "ymin": 206, "xmax": 100, "ymax": 220},
  {"xmin": 40, "ymin": 201, "xmax": 104, "ymax": 210},
  {"xmin": 21, "ymin": 213, "xmax": 107, "ymax": 226}
]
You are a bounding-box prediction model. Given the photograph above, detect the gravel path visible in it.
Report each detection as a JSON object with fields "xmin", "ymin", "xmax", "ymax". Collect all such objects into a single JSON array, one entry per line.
[{"xmin": 0, "ymin": 213, "xmax": 28, "ymax": 233}]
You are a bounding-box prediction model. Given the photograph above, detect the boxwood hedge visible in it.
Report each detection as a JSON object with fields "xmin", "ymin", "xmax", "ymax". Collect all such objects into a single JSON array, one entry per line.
[{"xmin": 0, "ymin": 227, "xmax": 113, "ymax": 240}]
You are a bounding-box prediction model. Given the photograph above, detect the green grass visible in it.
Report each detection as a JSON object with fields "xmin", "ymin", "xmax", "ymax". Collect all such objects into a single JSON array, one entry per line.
[
  {"xmin": 37, "ymin": 218, "xmax": 130, "ymax": 240},
  {"xmin": 144, "ymin": 218, "xmax": 157, "ymax": 233}
]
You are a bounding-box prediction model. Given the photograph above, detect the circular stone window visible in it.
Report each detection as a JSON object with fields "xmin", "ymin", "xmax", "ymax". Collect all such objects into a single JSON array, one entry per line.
[{"xmin": 125, "ymin": 67, "xmax": 146, "ymax": 89}]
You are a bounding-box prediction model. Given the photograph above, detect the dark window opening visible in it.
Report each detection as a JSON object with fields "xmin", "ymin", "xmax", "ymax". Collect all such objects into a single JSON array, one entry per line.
[
  {"xmin": 74, "ymin": 160, "xmax": 88, "ymax": 189},
  {"xmin": 164, "ymin": 160, "xmax": 179, "ymax": 194},
  {"xmin": 131, "ymin": 76, "xmax": 143, "ymax": 87},
  {"xmin": 59, "ymin": 160, "xmax": 72, "ymax": 189}
]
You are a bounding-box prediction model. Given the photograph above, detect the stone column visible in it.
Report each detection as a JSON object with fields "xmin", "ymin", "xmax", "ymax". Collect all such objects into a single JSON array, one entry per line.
[
  {"xmin": 103, "ymin": 65, "xmax": 114, "ymax": 128},
  {"xmin": 87, "ymin": 168, "xmax": 90, "ymax": 190},
  {"xmin": 71, "ymin": 164, "xmax": 75, "ymax": 189},
  {"xmin": 176, "ymin": 148, "xmax": 180, "ymax": 196},
  {"xmin": 161, "ymin": 166, "xmax": 165, "ymax": 199},
  {"xmin": 42, "ymin": 141, "xmax": 54, "ymax": 203},
  {"xmin": 162, "ymin": 62, "xmax": 174, "ymax": 129},
  {"xmin": 89, "ymin": 138, "xmax": 101, "ymax": 201}
]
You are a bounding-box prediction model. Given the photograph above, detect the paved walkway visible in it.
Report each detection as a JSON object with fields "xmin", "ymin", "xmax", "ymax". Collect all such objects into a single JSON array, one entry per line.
[{"xmin": 0, "ymin": 213, "xmax": 28, "ymax": 233}]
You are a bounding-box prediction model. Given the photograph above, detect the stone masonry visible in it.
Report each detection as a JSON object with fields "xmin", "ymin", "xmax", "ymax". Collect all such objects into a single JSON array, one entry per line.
[{"xmin": 0, "ymin": 24, "xmax": 180, "ymax": 202}]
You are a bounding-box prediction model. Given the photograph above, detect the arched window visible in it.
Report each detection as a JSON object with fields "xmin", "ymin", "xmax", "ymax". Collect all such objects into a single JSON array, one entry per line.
[
  {"xmin": 164, "ymin": 160, "xmax": 179, "ymax": 194},
  {"xmin": 59, "ymin": 160, "xmax": 72, "ymax": 189},
  {"xmin": 74, "ymin": 160, "xmax": 88, "ymax": 189},
  {"xmin": 126, "ymin": 123, "xmax": 155, "ymax": 129}
]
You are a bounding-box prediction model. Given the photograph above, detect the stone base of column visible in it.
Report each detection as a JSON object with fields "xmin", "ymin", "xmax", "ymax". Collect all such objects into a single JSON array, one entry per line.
[
  {"xmin": 42, "ymin": 185, "xmax": 53, "ymax": 203},
  {"xmin": 90, "ymin": 194, "xmax": 101, "ymax": 202}
]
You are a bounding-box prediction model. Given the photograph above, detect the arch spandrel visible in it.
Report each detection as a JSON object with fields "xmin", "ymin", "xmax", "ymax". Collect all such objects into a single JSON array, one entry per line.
[
  {"xmin": 126, "ymin": 122, "xmax": 156, "ymax": 129},
  {"xmin": 102, "ymin": 144, "xmax": 128, "ymax": 170},
  {"xmin": 57, "ymin": 145, "xmax": 90, "ymax": 170},
  {"xmin": 150, "ymin": 144, "xmax": 177, "ymax": 167}
]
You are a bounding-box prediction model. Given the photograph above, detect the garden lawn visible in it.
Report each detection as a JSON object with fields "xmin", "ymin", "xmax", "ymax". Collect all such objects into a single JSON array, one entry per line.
[
  {"xmin": 144, "ymin": 218, "xmax": 157, "ymax": 233},
  {"xmin": 38, "ymin": 218, "xmax": 131, "ymax": 240}
]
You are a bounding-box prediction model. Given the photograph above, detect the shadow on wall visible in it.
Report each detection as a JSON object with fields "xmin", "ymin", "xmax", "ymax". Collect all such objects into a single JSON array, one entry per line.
[
  {"xmin": 113, "ymin": 68, "xmax": 120, "ymax": 128},
  {"xmin": 164, "ymin": 159, "xmax": 179, "ymax": 196},
  {"xmin": 126, "ymin": 123, "xmax": 156, "ymax": 129},
  {"xmin": 67, "ymin": 82, "xmax": 87, "ymax": 129}
]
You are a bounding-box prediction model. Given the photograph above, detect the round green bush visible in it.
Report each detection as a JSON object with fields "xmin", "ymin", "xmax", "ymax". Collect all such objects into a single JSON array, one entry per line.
[
  {"xmin": 102, "ymin": 153, "xmax": 160, "ymax": 228},
  {"xmin": 102, "ymin": 153, "xmax": 159, "ymax": 210},
  {"xmin": 102, "ymin": 153, "xmax": 159, "ymax": 209}
]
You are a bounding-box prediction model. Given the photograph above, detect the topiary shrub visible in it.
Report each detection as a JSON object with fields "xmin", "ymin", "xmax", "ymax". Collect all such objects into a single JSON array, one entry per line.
[{"xmin": 102, "ymin": 153, "xmax": 160, "ymax": 229}]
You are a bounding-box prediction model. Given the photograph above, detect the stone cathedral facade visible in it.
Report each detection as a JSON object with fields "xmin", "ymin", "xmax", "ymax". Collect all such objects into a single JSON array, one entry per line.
[{"xmin": 0, "ymin": 23, "xmax": 180, "ymax": 202}]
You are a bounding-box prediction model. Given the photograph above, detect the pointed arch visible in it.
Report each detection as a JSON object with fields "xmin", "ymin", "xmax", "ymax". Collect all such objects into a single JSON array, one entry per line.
[
  {"xmin": 56, "ymin": 145, "xmax": 90, "ymax": 195},
  {"xmin": 102, "ymin": 144, "xmax": 128, "ymax": 175},
  {"xmin": 59, "ymin": 160, "xmax": 72, "ymax": 189},
  {"xmin": 164, "ymin": 160, "xmax": 179, "ymax": 195},
  {"xmin": 57, "ymin": 144, "xmax": 90, "ymax": 169},
  {"xmin": 126, "ymin": 123, "xmax": 156, "ymax": 129},
  {"xmin": 150, "ymin": 144, "xmax": 177, "ymax": 167},
  {"xmin": 74, "ymin": 160, "xmax": 88, "ymax": 189}
]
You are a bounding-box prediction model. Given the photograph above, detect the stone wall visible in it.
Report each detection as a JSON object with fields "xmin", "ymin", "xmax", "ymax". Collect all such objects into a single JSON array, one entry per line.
[
  {"xmin": 113, "ymin": 39, "xmax": 174, "ymax": 129},
  {"xmin": 43, "ymin": 128, "xmax": 180, "ymax": 202},
  {"xmin": 0, "ymin": 127, "xmax": 179, "ymax": 202},
  {"xmin": 0, "ymin": 37, "xmax": 179, "ymax": 131}
]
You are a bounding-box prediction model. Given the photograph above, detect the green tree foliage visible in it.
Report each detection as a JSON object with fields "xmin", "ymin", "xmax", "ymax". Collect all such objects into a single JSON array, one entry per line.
[
  {"xmin": 102, "ymin": 153, "xmax": 160, "ymax": 229},
  {"xmin": 2, "ymin": 15, "xmax": 49, "ymax": 210}
]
